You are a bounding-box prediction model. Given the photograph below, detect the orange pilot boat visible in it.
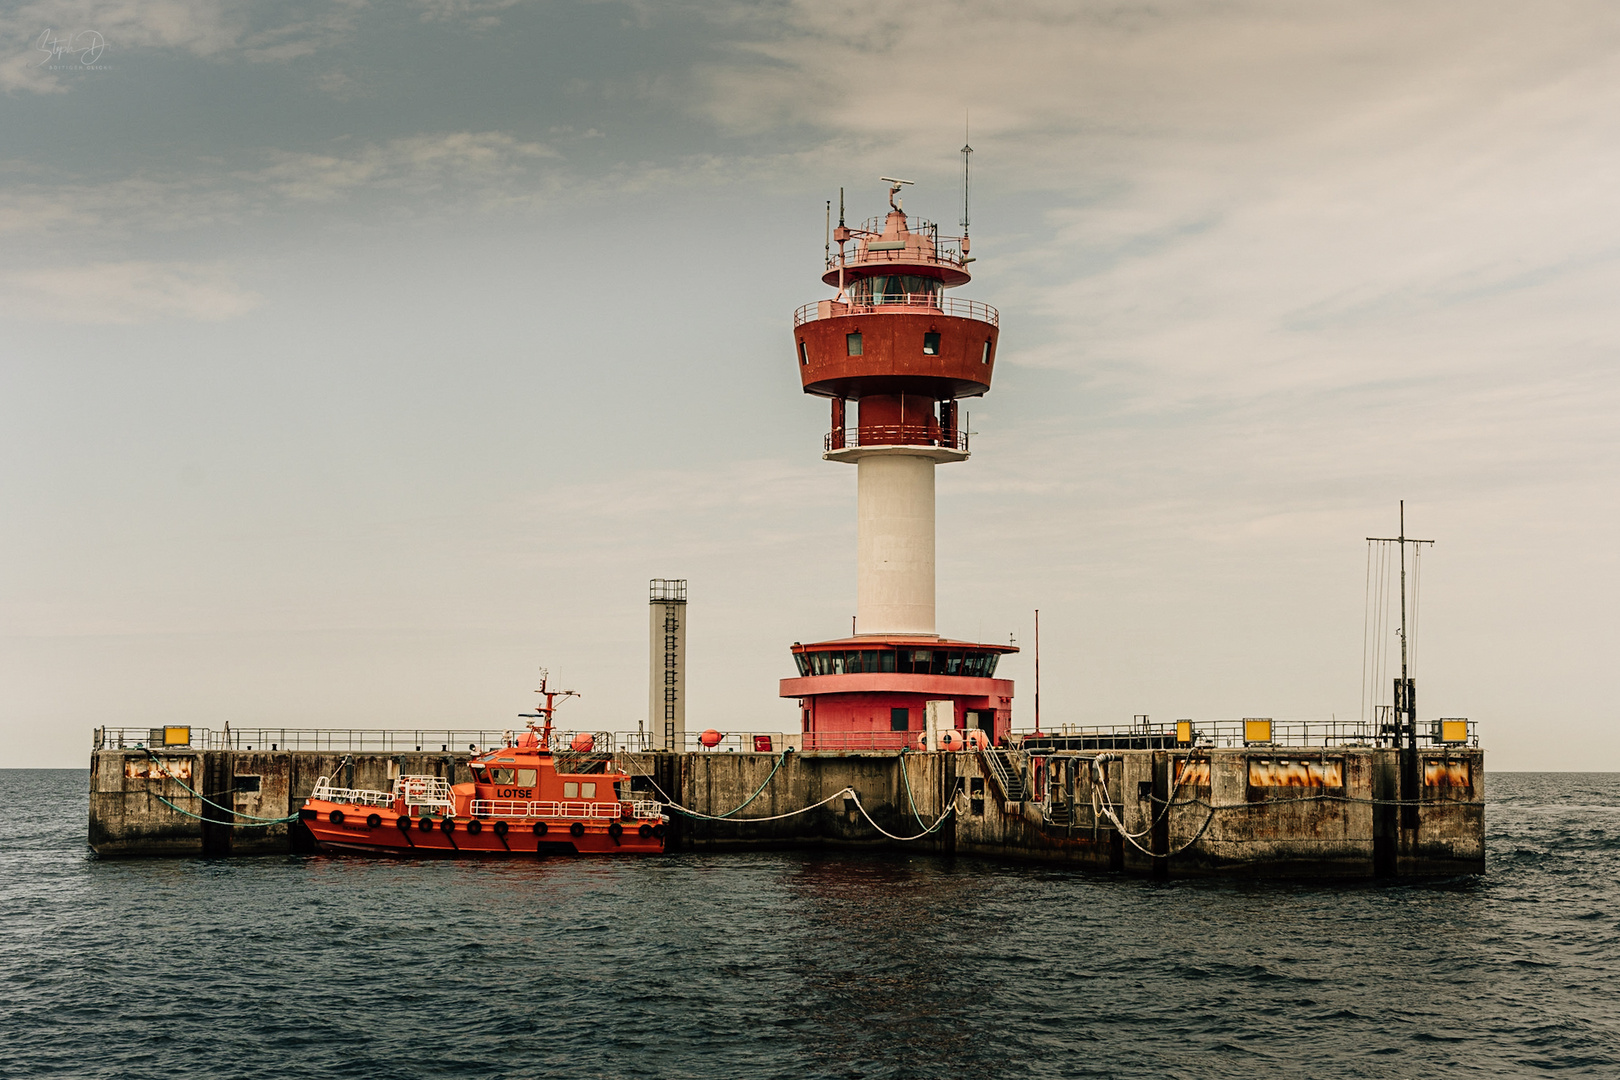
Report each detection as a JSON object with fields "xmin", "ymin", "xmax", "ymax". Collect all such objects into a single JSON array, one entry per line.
[{"xmin": 298, "ymin": 675, "xmax": 667, "ymax": 856}]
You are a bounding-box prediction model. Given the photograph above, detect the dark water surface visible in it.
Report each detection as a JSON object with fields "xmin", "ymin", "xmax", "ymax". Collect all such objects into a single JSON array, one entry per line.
[{"xmin": 2, "ymin": 771, "xmax": 1617, "ymax": 1079}]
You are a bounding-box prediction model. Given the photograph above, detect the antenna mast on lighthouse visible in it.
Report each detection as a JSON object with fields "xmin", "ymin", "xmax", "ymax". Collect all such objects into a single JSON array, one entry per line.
[{"xmin": 960, "ymin": 119, "xmax": 973, "ymax": 253}]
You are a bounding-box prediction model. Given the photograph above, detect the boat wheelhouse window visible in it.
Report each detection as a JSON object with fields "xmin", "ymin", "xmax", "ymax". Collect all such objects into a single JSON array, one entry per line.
[
  {"xmin": 581, "ymin": 782, "xmax": 597, "ymax": 798},
  {"xmin": 923, "ymin": 332, "xmax": 940, "ymax": 355},
  {"xmin": 564, "ymin": 782, "xmax": 579, "ymax": 798},
  {"xmin": 517, "ymin": 769, "xmax": 537, "ymax": 786},
  {"xmin": 846, "ymin": 332, "xmax": 863, "ymax": 356},
  {"xmin": 491, "ymin": 768, "xmax": 516, "ymax": 784}
]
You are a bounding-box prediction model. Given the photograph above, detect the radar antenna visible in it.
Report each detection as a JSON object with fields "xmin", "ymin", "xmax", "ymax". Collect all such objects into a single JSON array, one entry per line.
[{"xmin": 880, "ymin": 176, "xmax": 914, "ymax": 211}]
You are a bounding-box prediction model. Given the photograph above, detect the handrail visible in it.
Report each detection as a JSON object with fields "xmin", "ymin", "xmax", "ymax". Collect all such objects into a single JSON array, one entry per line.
[
  {"xmin": 468, "ymin": 798, "xmax": 664, "ymax": 821},
  {"xmin": 794, "ymin": 296, "xmax": 998, "ymax": 327},
  {"xmin": 91, "ymin": 726, "xmax": 619, "ymax": 754},
  {"xmin": 1014, "ymin": 718, "xmax": 1479, "ymax": 750},
  {"xmin": 309, "ymin": 781, "xmax": 395, "ymax": 808},
  {"xmin": 825, "ymin": 424, "xmax": 968, "ymax": 454}
]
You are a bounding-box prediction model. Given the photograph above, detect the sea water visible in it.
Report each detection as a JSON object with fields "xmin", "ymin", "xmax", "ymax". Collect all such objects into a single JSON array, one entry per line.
[{"xmin": 1, "ymin": 770, "xmax": 1616, "ymax": 1079}]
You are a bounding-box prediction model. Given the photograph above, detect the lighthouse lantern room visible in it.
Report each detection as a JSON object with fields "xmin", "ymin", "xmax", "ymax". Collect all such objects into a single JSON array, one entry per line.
[{"xmin": 780, "ymin": 177, "xmax": 1017, "ymax": 750}]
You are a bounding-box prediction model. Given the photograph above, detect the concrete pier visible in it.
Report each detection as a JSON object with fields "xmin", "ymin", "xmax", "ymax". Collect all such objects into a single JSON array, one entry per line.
[{"xmin": 88, "ymin": 742, "xmax": 1484, "ymax": 876}]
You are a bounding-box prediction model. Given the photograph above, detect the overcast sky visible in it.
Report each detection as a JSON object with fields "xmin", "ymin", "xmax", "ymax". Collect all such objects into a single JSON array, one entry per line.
[{"xmin": 3, "ymin": 1, "xmax": 1617, "ymax": 769}]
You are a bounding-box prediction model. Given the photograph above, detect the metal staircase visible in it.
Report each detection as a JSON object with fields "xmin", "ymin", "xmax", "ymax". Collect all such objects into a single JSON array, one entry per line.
[{"xmin": 981, "ymin": 748, "xmax": 1027, "ymax": 803}]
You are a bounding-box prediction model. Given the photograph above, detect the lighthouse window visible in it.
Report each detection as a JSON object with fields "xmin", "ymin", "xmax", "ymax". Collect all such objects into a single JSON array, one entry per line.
[
  {"xmin": 794, "ymin": 653, "xmax": 810, "ymax": 676},
  {"xmin": 853, "ymin": 275, "xmax": 941, "ymax": 306},
  {"xmin": 799, "ymin": 340, "xmax": 809, "ymax": 365},
  {"xmin": 846, "ymin": 332, "xmax": 863, "ymax": 356},
  {"xmin": 982, "ymin": 339, "xmax": 992, "ymax": 364},
  {"xmin": 923, "ymin": 333, "xmax": 941, "ymax": 355}
]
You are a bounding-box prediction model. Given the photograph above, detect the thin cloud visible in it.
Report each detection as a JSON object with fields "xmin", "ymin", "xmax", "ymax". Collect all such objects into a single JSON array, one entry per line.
[{"xmin": 0, "ymin": 260, "xmax": 261, "ymax": 323}]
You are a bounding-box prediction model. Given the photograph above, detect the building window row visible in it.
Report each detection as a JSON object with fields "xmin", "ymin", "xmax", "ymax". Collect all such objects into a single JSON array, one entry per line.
[{"xmin": 794, "ymin": 649, "xmax": 1001, "ymax": 678}]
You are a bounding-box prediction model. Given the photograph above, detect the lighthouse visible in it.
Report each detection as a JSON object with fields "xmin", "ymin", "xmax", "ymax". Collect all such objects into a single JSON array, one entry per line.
[{"xmin": 780, "ymin": 177, "xmax": 1017, "ymax": 750}]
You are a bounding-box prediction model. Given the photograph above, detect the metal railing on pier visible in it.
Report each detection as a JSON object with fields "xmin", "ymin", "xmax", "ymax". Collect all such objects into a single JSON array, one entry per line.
[
  {"xmin": 93, "ymin": 727, "xmax": 620, "ymax": 755},
  {"xmin": 1014, "ymin": 717, "xmax": 1478, "ymax": 751}
]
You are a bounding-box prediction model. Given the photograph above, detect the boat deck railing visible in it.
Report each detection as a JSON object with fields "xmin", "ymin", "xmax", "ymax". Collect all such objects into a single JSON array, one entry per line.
[
  {"xmin": 469, "ymin": 799, "xmax": 663, "ymax": 821},
  {"xmin": 309, "ymin": 779, "xmax": 396, "ymax": 808}
]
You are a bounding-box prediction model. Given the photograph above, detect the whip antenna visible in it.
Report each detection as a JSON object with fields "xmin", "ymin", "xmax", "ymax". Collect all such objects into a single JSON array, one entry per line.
[{"xmin": 961, "ymin": 114, "xmax": 973, "ymax": 237}]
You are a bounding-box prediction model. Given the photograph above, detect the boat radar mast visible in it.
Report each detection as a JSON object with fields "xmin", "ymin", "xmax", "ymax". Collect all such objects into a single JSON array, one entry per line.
[{"xmin": 517, "ymin": 669, "xmax": 579, "ymax": 745}]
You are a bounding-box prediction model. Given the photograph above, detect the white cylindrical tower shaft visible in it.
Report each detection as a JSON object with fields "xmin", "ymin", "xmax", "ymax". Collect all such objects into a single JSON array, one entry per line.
[{"xmin": 856, "ymin": 452, "xmax": 935, "ymax": 635}]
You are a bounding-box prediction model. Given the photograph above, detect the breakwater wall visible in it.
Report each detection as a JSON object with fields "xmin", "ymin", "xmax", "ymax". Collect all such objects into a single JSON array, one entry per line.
[{"xmin": 87, "ymin": 744, "xmax": 1483, "ymax": 876}]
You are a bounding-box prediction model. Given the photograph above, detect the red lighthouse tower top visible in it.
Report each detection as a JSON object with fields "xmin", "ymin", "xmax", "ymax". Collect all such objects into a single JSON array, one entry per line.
[{"xmin": 794, "ymin": 178, "xmax": 1000, "ymax": 414}]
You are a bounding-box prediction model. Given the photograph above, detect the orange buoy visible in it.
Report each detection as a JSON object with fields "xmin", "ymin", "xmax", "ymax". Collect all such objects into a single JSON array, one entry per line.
[
  {"xmin": 964, "ymin": 729, "xmax": 990, "ymax": 749},
  {"xmin": 570, "ymin": 732, "xmax": 595, "ymax": 752},
  {"xmin": 699, "ymin": 729, "xmax": 723, "ymax": 748},
  {"xmin": 938, "ymin": 729, "xmax": 965, "ymax": 751}
]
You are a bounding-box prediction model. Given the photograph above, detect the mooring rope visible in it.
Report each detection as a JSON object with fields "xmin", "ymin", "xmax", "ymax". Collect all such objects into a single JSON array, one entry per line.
[
  {"xmin": 848, "ymin": 784, "xmax": 962, "ymax": 841},
  {"xmin": 141, "ymin": 748, "xmax": 297, "ymax": 823},
  {"xmin": 710, "ymin": 750, "xmax": 790, "ymax": 818},
  {"xmin": 150, "ymin": 792, "xmax": 299, "ymax": 827}
]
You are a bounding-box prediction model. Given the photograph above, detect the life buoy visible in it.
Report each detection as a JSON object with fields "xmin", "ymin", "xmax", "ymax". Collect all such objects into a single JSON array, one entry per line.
[
  {"xmin": 493, "ymin": 820, "xmax": 508, "ymax": 837},
  {"xmin": 569, "ymin": 822, "xmax": 585, "ymax": 838},
  {"xmin": 532, "ymin": 821, "xmax": 549, "ymax": 836},
  {"xmin": 466, "ymin": 819, "xmax": 483, "ymax": 835},
  {"xmin": 608, "ymin": 822, "xmax": 623, "ymax": 844},
  {"xmin": 328, "ymin": 810, "xmax": 345, "ymax": 825},
  {"xmin": 365, "ymin": 813, "xmax": 382, "ymax": 829},
  {"xmin": 396, "ymin": 815, "xmax": 412, "ymax": 831},
  {"xmin": 440, "ymin": 818, "xmax": 455, "ymax": 833},
  {"xmin": 638, "ymin": 823, "xmax": 653, "ymax": 838},
  {"xmin": 418, "ymin": 817, "xmax": 433, "ymax": 832}
]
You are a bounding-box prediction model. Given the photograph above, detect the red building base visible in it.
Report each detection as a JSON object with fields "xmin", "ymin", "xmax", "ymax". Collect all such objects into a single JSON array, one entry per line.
[{"xmin": 781, "ymin": 636, "xmax": 1016, "ymax": 751}]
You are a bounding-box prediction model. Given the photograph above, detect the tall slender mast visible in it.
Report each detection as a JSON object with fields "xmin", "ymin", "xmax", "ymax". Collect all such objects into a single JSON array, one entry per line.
[{"xmin": 1399, "ymin": 499, "xmax": 1408, "ymax": 688}]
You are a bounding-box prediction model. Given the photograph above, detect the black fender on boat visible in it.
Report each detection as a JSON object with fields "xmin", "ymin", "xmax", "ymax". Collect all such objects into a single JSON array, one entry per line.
[
  {"xmin": 365, "ymin": 813, "xmax": 382, "ymax": 829},
  {"xmin": 328, "ymin": 810, "xmax": 345, "ymax": 825},
  {"xmin": 569, "ymin": 822, "xmax": 585, "ymax": 838}
]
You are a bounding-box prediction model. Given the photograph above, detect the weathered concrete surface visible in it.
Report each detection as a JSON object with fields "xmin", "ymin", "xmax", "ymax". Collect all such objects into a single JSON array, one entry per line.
[
  {"xmin": 88, "ymin": 750, "xmax": 473, "ymax": 857},
  {"xmin": 89, "ymin": 744, "xmax": 1484, "ymax": 877}
]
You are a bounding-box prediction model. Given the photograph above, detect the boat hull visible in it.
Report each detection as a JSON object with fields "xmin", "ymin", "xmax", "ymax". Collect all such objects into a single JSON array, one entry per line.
[{"xmin": 299, "ymin": 801, "xmax": 665, "ymax": 856}]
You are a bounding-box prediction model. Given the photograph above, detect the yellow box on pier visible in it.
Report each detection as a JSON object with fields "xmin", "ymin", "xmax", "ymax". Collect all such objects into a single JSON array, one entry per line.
[{"xmin": 1243, "ymin": 718, "xmax": 1273, "ymax": 744}]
